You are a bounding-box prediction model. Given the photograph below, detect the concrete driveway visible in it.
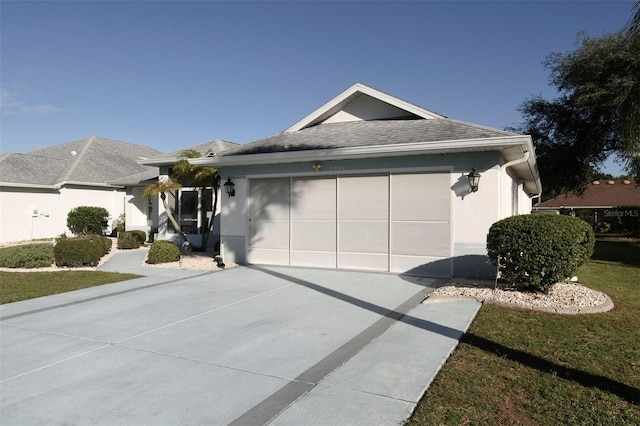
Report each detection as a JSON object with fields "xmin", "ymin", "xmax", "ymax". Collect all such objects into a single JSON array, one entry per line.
[{"xmin": 1, "ymin": 264, "xmax": 480, "ymax": 425}]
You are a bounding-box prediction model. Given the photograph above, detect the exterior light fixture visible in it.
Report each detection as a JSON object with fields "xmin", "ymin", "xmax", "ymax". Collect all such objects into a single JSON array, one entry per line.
[
  {"xmin": 467, "ymin": 166, "xmax": 481, "ymax": 193},
  {"xmin": 223, "ymin": 177, "xmax": 235, "ymax": 197},
  {"xmin": 313, "ymin": 162, "xmax": 321, "ymax": 172}
]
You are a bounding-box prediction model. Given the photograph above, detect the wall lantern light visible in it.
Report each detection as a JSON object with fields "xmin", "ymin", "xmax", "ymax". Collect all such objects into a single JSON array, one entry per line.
[
  {"xmin": 467, "ymin": 166, "xmax": 481, "ymax": 193},
  {"xmin": 223, "ymin": 177, "xmax": 236, "ymax": 197}
]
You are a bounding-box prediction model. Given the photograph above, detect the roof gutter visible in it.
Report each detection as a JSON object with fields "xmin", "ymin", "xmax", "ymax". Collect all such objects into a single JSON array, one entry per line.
[
  {"xmin": 54, "ymin": 181, "xmax": 124, "ymax": 190},
  {"xmin": 502, "ymin": 150, "xmax": 542, "ymax": 198},
  {"xmin": 0, "ymin": 182, "xmax": 58, "ymax": 190},
  {"xmin": 189, "ymin": 135, "xmax": 532, "ymax": 167}
]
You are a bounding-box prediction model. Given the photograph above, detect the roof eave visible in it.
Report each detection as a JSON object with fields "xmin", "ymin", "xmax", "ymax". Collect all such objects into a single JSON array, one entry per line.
[
  {"xmin": 0, "ymin": 182, "xmax": 58, "ymax": 190},
  {"xmin": 54, "ymin": 181, "xmax": 124, "ymax": 189}
]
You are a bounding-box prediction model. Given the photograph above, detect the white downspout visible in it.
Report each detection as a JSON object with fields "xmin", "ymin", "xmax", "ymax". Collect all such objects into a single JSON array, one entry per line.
[
  {"xmin": 501, "ymin": 151, "xmax": 531, "ymax": 216},
  {"xmin": 502, "ymin": 150, "xmax": 530, "ymax": 170}
]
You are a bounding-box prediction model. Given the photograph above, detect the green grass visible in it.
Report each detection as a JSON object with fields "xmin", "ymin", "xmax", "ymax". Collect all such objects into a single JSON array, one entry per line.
[
  {"xmin": 0, "ymin": 271, "xmax": 141, "ymax": 304},
  {"xmin": 407, "ymin": 239, "xmax": 640, "ymax": 425}
]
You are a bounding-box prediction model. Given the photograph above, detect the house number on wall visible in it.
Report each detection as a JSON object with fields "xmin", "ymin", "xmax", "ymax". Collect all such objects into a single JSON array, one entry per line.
[{"xmin": 328, "ymin": 163, "xmax": 352, "ymax": 171}]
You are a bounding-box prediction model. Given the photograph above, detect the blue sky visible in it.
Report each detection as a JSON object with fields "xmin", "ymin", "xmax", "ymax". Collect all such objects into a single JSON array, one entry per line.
[{"xmin": 1, "ymin": 1, "xmax": 635, "ymax": 174}]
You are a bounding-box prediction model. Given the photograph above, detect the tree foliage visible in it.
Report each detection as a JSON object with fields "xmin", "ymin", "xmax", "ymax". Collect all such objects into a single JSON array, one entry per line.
[
  {"xmin": 171, "ymin": 150, "xmax": 220, "ymax": 251},
  {"xmin": 142, "ymin": 150, "xmax": 220, "ymax": 251},
  {"xmin": 67, "ymin": 206, "xmax": 110, "ymax": 235},
  {"xmin": 514, "ymin": 18, "xmax": 640, "ymax": 199},
  {"xmin": 142, "ymin": 176, "xmax": 187, "ymax": 244}
]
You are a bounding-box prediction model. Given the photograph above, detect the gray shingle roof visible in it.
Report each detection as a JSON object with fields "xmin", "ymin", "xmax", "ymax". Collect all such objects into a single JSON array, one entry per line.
[
  {"xmin": 0, "ymin": 136, "xmax": 164, "ymax": 187},
  {"xmin": 150, "ymin": 139, "xmax": 239, "ymax": 162},
  {"xmin": 219, "ymin": 118, "xmax": 516, "ymax": 156}
]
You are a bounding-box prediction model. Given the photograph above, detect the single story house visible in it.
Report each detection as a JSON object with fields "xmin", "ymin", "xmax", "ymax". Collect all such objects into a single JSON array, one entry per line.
[
  {"xmin": 190, "ymin": 83, "xmax": 542, "ymax": 278},
  {"xmin": 136, "ymin": 139, "xmax": 239, "ymax": 248},
  {"xmin": 0, "ymin": 136, "xmax": 163, "ymax": 244}
]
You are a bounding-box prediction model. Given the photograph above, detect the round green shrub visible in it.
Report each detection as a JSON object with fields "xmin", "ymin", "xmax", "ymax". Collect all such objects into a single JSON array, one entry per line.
[
  {"xmin": 0, "ymin": 244, "xmax": 54, "ymax": 268},
  {"xmin": 131, "ymin": 230, "xmax": 147, "ymax": 244},
  {"xmin": 54, "ymin": 236, "xmax": 104, "ymax": 267},
  {"xmin": 147, "ymin": 240, "xmax": 180, "ymax": 264},
  {"xmin": 487, "ymin": 214, "xmax": 595, "ymax": 293},
  {"xmin": 117, "ymin": 231, "xmax": 142, "ymax": 249},
  {"xmin": 67, "ymin": 206, "xmax": 110, "ymax": 235}
]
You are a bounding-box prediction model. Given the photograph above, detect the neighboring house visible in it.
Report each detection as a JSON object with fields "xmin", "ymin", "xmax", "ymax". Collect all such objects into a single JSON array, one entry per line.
[
  {"xmin": 534, "ymin": 179, "xmax": 640, "ymax": 234},
  {"xmin": 0, "ymin": 136, "xmax": 163, "ymax": 244},
  {"xmin": 138, "ymin": 139, "xmax": 239, "ymax": 248},
  {"xmin": 534, "ymin": 179, "xmax": 640, "ymax": 210},
  {"xmin": 190, "ymin": 83, "xmax": 542, "ymax": 278}
]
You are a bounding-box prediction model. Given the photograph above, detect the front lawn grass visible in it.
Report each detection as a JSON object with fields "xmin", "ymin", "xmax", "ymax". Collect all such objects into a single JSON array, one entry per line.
[
  {"xmin": 0, "ymin": 271, "xmax": 141, "ymax": 304},
  {"xmin": 407, "ymin": 239, "xmax": 640, "ymax": 425}
]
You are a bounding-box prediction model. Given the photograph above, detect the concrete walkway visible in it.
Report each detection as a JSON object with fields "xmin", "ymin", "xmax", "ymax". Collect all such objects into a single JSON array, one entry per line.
[{"xmin": 1, "ymin": 249, "xmax": 481, "ymax": 425}]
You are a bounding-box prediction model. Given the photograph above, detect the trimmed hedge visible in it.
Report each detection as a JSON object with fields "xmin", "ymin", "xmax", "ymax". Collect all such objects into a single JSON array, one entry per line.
[
  {"xmin": 54, "ymin": 235, "xmax": 112, "ymax": 267},
  {"xmin": 487, "ymin": 214, "xmax": 595, "ymax": 293},
  {"xmin": 117, "ymin": 231, "xmax": 141, "ymax": 249},
  {"xmin": 147, "ymin": 240, "xmax": 180, "ymax": 264},
  {"xmin": 117, "ymin": 230, "xmax": 147, "ymax": 249},
  {"xmin": 0, "ymin": 244, "xmax": 55, "ymax": 268},
  {"xmin": 131, "ymin": 230, "xmax": 147, "ymax": 244}
]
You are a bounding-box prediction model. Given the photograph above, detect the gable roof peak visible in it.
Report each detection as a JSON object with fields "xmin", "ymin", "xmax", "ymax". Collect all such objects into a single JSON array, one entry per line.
[{"xmin": 284, "ymin": 82, "xmax": 446, "ymax": 133}]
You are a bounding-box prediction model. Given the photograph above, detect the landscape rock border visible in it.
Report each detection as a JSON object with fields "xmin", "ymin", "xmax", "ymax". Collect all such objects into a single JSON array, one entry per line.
[{"xmin": 425, "ymin": 279, "xmax": 614, "ymax": 314}]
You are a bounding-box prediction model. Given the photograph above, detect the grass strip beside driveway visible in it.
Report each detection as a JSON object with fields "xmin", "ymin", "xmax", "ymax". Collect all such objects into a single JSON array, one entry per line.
[
  {"xmin": 0, "ymin": 271, "xmax": 141, "ymax": 304},
  {"xmin": 407, "ymin": 239, "xmax": 640, "ymax": 425}
]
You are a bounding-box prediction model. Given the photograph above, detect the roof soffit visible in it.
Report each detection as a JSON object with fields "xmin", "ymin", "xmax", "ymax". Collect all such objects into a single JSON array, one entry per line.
[{"xmin": 284, "ymin": 83, "xmax": 446, "ymax": 132}]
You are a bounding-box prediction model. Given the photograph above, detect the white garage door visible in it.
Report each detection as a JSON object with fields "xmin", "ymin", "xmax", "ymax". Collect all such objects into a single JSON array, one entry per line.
[{"xmin": 248, "ymin": 173, "xmax": 451, "ymax": 276}]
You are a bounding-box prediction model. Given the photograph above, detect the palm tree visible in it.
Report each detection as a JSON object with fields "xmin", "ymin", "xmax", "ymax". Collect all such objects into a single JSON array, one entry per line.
[
  {"xmin": 142, "ymin": 176, "xmax": 190, "ymax": 246},
  {"xmin": 168, "ymin": 150, "xmax": 221, "ymax": 251}
]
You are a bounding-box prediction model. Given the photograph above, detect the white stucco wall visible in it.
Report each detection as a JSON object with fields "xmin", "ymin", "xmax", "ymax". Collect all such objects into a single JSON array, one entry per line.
[
  {"xmin": 124, "ymin": 187, "xmax": 156, "ymax": 233},
  {"xmin": 0, "ymin": 186, "xmax": 126, "ymax": 244}
]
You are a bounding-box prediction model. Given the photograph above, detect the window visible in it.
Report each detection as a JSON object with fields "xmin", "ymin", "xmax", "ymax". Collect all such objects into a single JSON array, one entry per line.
[{"xmin": 167, "ymin": 188, "xmax": 214, "ymax": 235}]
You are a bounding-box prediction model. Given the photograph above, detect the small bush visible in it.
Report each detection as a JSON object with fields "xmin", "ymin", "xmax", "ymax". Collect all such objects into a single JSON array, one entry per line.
[
  {"xmin": 147, "ymin": 240, "xmax": 180, "ymax": 264},
  {"xmin": 0, "ymin": 244, "xmax": 54, "ymax": 268},
  {"xmin": 115, "ymin": 213, "xmax": 126, "ymax": 233},
  {"xmin": 117, "ymin": 231, "xmax": 142, "ymax": 249},
  {"xmin": 54, "ymin": 236, "xmax": 106, "ymax": 267},
  {"xmin": 131, "ymin": 230, "xmax": 147, "ymax": 244},
  {"xmin": 487, "ymin": 214, "xmax": 595, "ymax": 293},
  {"xmin": 96, "ymin": 235, "xmax": 112, "ymax": 255},
  {"xmin": 67, "ymin": 206, "xmax": 110, "ymax": 235}
]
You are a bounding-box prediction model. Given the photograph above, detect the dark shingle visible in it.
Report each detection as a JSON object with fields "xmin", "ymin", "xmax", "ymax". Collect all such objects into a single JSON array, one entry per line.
[{"xmin": 219, "ymin": 119, "xmax": 515, "ymax": 156}]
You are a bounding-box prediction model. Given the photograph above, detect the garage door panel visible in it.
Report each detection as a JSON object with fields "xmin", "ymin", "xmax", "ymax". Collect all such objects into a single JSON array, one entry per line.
[
  {"xmin": 292, "ymin": 177, "xmax": 336, "ymax": 220},
  {"xmin": 339, "ymin": 253, "xmax": 389, "ymax": 271},
  {"xmin": 250, "ymin": 179, "xmax": 290, "ymax": 220},
  {"xmin": 338, "ymin": 221, "xmax": 388, "ymax": 253},
  {"xmin": 390, "ymin": 256, "xmax": 451, "ymax": 276},
  {"xmin": 291, "ymin": 220, "xmax": 336, "ymax": 251},
  {"xmin": 391, "ymin": 173, "xmax": 450, "ymax": 221},
  {"xmin": 391, "ymin": 222, "xmax": 450, "ymax": 257},
  {"xmin": 339, "ymin": 175, "xmax": 388, "ymax": 220},
  {"xmin": 248, "ymin": 248, "xmax": 290, "ymax": 265},
  {"xmin": 291, "ymin": 251, "xmax": 336, "ymax": 268},
  {"xmin": 250, "ymin": 220, "xmax": 290, "ymax": 249}
]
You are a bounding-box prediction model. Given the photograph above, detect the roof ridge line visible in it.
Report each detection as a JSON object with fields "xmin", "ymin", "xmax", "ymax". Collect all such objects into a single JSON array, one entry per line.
[{"xmin": 59, "ymin": 136, "xmax": 96, "ymax": 182}]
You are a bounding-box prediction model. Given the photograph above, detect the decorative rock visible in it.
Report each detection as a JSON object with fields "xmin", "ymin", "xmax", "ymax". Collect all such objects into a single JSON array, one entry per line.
[{"xmin": 425, "ymin": 278, "xmax": 614, "ymax": 314}]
